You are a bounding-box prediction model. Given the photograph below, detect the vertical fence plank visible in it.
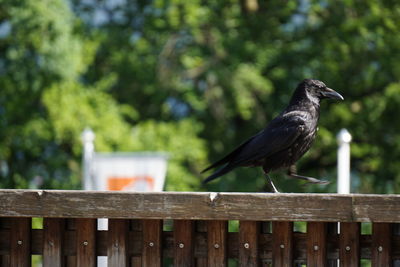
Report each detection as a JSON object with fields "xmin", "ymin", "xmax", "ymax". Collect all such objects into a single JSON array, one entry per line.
[
  {"xmin": 174, "ymin": 220, "xmax": 194, "ymax": 266},
  {"xmin": 43, "ymin": 218, "xmax": 65, "ymax": 267},
  {"xmin": 272, "ymin": 221, "xmax": 293, "ymax": 267},
  {"xmin": 239, "ymin": 221, "xmax": 260, "ymax": 267},
  {"xmin": 339, "ymin": 222, "xmax": 360, "ymax": 267},
  {"xmin": 142, "ymin": 219, "xmax": 162, "ymax": 267},
  {"xmin": 108, "ymin": 219, "xmax": 129, "ymax": 267},
  {"xmin": 307, "ymin": 222, "xmax": 327, "ymax": 267},
  {"xmin": 76, "ymin": 219, "xmax": 96, "ymax": 267},
  {"xmin": 372, "ymin": 223, "xmax": 392, "ymax": 267},
  {"xmin": 10, "ymin": 217, "xmax": 31, "ymax": 267},
  {"xmin": 207, "ymin": 220, "xmax": 227, "ymax": 266}
]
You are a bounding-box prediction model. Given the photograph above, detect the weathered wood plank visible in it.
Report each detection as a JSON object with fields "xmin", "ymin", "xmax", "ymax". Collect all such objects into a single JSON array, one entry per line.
[
  {"xmin": 272, "ymin": 221, "xmax": 293, "ymax": 267},
  {"xmin": 207, "ymin": 220, "xmax": 227, "ymax": 266},
  {"xmin": 76, "ymin": 219, "xmax": 96, "ymax": 267},
  {"xmin": 307, "ymin": 222, "xmax": 327, "ymax": 267},
  {"xmin": 108, "ymin": 219, "xmax": 128, "ymax": 267},
  {"xmin": 0, "ymin": 190, "xmax": 361, "ymax": 221},
  {"xmin": 142, "ymin": 219, "xmax": 162, "ymax": 266},
  {"xmin": 10, "ymin": 217, "xmax": 31, "ymax": 267},
  {"xmin": 0, "ymin": 191, "xmax": 399, "ymax": 222},
  {"xmin": 372, "ymin": 223, "xmax": 392, "ymax": 267},
  {"xmin": 43, "ymin": 218, "xmax": 65, "ymax": 267},
  {"xmin": 4, "ymin": 227, "xmax": 400, "ymax": 260},
  {"xmin": 339, "ymin": 222, "xmax": 360, "ymax": 267},
  {"xmin": 239, "ymin": 221, "xmax": 260, "ymax": 267},
  {"xmin": 353, "ymin": 196, "xmax": 400, "ymax": 222},
  {"xmin": 173, "ymin": 220, "xmax": 194, "ymax": 266}
]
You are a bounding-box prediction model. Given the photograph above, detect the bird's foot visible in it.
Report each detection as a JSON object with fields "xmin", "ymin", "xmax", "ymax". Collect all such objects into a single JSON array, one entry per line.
[
  {"xmin": 264, "ymin": 174, "xmax": 280, "ymax": 193},
  {"xmin": 287, "ymin": 173, "xmax": 330, "ymax": 185}
]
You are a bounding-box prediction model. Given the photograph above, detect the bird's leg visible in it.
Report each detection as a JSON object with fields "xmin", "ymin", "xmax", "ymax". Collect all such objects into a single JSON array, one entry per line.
[
  {"xmin": 264, "ymin": 173, "xmax": 280, "ymax": 193},
  {"xmin": 288, "ymin": 173, "xmax": 330, "ymax": 185},
  {"xmin": 287, "ymin": 166, "xmax": 330, "ymax": 185}
]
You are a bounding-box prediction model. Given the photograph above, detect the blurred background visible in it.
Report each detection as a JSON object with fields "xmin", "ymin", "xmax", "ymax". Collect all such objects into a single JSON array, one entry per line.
[{"xmin": 1, "ymin": 0, "xmax": 400, "ymax": 194}]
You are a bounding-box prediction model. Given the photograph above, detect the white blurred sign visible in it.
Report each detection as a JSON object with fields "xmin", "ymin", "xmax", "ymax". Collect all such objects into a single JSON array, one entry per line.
[
  {"xmin": 90, "ymin": 152, "xmax": 168, "ymax": 192},
  {"xmin": 81, "ymin": 128, "xmax": 168, "ymax": 192}
]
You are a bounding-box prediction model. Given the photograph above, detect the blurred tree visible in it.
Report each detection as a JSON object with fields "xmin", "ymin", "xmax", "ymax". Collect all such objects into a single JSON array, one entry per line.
[
  {"xmin": 70, "ymin": 0, "xmax": 400, "ymax": 193},
  {"xmin": 2, "ymin": 0, "xmax": 400, "ymax": 193},
  {"xmin": 0, "ymin": 0, "xmax": 87, "ymax": 188},
  {"xmin": 0, "ymin": 0, "xmax": 206, "ymax": 190}
]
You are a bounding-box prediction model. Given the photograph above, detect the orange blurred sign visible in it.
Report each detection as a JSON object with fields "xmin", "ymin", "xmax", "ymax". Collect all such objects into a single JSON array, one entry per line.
[{"xmin": 107, "ymin": 176, "xmax": 155, "ymax": 191}]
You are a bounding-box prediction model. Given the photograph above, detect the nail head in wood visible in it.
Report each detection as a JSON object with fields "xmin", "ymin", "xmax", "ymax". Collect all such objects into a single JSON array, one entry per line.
[
  {"xmin": 83, "ymin": 241, "xmax": 88, "ymax": 246},
  {"xmin": 149, "ymin": 242, "xmax": 154, "ymax": 247},
  {"xmin": 378, "ymin": 246, "xmax": 383, "ymax": 252},
  {"xmin": 244, "ymin": 243, "xmax": 249, "ymax": 249},
  {"xmin": 214, "ymin": 243, "xmax": 220, "ymax": 249},
  {"xmin": 313, "ymin": 245, "xmax": 319, "ymax": 251},
  {"xmin": 178, "ymin": 243, "xmax": 184, "ymax": 249},
  {"xmin": 345, "ymin": 245, "xmax": 351, "ymax": 251},
  {"xmin": 17, "ymin": 240, "xmax": 22, "ymax": 245},
  {"xmin": 280, "ymin": 244, "xmax": 285, "ymax": 249}
]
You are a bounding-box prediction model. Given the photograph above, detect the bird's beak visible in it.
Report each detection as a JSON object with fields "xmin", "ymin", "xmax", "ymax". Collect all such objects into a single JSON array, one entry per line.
[{"xmin": 321, "ymin": 88, "xmax": 344, "ymax": 100}]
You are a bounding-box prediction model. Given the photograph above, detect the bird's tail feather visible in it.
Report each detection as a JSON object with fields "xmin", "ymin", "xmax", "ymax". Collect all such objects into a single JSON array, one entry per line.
[
  {"xmin": 201, "ymin": 158, "xmax": 229, "ymax": 173},
  {"xmin": 202, "ymin": 165, "xmax": 234, "ymax": 184}
]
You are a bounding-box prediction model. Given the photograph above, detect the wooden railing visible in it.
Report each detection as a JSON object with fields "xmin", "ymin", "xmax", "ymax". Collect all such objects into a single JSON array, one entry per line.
[{"xmin": 1, "ymin": 190, "xmax": 400, "ymax": 266}]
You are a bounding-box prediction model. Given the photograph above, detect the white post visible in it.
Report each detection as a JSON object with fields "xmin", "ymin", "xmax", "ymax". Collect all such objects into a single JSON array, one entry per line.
[
  {"xmin": 81, "ymin": 128, "xmax": 95, "ymax": 190},
  {"xmin": 337, "ymin": 129, "xmax": 352, "ymax": 194}
]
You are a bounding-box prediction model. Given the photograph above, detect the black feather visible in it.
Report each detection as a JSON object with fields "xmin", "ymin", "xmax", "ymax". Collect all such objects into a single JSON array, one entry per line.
[{"xmin": 202, "ymin": 79, "xmax": 343, "ymax": 185}]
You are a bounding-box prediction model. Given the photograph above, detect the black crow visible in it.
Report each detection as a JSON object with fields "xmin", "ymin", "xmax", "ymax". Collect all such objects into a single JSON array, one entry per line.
[{"xmin": 202, "ymin": 79, "xmax": 343, "ymax": 192}]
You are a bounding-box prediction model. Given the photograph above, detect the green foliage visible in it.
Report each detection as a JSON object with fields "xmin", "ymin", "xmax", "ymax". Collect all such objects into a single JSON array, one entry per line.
[{"xmin": 2, "ymin": 0, "xmax": 400, "ymax": 193}]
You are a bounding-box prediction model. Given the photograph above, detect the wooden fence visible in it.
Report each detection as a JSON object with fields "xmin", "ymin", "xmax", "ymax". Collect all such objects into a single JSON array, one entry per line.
[{"xmin": 1, "ymin": 190, "xmax": 400, "ymax": 266}]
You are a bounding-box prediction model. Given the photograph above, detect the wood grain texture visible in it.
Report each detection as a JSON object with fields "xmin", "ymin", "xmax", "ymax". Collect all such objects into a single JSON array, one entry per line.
[
  {"xmin": 2, "ymin": 226, "xmax": 400, "ymax": 260},
  {"xmin": 108, "ymin": 219, "xmax": 128, "ymax": 267},
  {"xmin": 372, "ymin": 223, "xmax": 392, "ymax": 267},
  {"xmin": 142, "ymin": 219, "xmax": 162, "ymax": 267},
  {"xmin": 0, "ymin": 190, "xmax": 379, "ymax": 222},
  {"xmin": 43, "ymin": 218, "xmax": 65, "ymax": 267},
  {"xmin": 239, "ymin": 221, "xmax": 260, "ymax": 267},
  {"xmin": 0, "ymin": 190, "xmax": 399, "ymax": 222},
  {"xmin": 307, "ymin": 222, "xmax": 327, "ymax": 267},
  {"xmin": 207, "ymin": 220, "xmax": 227, "ymax": 266},
  {"xmin": 339, "ymin": 222, "xmax": 360, "ymax": 267},
  {"xmin": 272, "ymin": 221, "xmax": 293, "ymax": 267},
  {"xmin": 76, "ymin": 219, "xmax": 96, "ymax": 267},
  {"xmin": 10, "ymin": 217, "xmax": 31, "ymax": 267},
  {"xmin": 173, "ymin": 220, "xmax": 194, "ymax": 266}
]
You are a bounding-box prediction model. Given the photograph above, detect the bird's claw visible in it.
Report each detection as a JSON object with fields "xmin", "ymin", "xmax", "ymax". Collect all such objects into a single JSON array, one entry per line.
[{"xmin": 302, "ymin": 180, "xmax": 330, "ymax": 187}]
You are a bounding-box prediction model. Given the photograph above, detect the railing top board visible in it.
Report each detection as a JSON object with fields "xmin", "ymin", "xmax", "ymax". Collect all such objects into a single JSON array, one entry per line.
[{"xmin": 0, "ymin": 190, "xmax": 398, "ymax": 222}]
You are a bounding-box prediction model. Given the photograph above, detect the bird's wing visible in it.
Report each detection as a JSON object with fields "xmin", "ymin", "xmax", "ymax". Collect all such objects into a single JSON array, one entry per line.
[
  {"xmin": 229, "ymin": 116, "xmax": 304, "ymax": 166},
  {"xmin": 201, "ymin": 135, "xmax": 258, "ymax": 173},
  {"xmin": 202, "ymin": 114, "xmax": 304, "ymax": 173}
]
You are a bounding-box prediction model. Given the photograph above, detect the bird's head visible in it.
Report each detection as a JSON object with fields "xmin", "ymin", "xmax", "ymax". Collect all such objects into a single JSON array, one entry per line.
[{"xmin": 302, "ymin": 79, "xmax": 344, "ymax": 101}]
